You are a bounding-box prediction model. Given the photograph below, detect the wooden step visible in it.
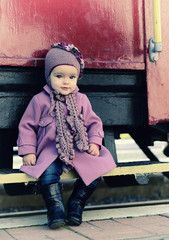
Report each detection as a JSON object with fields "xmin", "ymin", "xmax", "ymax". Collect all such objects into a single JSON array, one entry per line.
[{"xmin": 0, "ymin": 161, "xmax": 169, "ymax": 184}]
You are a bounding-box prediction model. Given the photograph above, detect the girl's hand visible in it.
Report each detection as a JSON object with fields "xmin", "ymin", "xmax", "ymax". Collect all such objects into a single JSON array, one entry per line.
[
  {"xmin": 87, "ymin": 143, "xmax": 100, "ymax": 157},
  {"xmin": 23, "ymin": 154, "xmax": 36, "ymax": 166}
]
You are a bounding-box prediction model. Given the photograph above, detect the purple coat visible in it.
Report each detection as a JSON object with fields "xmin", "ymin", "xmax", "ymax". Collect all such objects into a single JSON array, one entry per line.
[{"xmin": 17, "ymin": 85, "xmax": 116, "ymax": 185}]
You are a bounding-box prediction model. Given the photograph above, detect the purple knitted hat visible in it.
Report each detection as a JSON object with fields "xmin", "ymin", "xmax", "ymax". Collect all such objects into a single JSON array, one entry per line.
[{"xmin": 45, "ymin": 42, "xmax": 84, "ymax": 85}]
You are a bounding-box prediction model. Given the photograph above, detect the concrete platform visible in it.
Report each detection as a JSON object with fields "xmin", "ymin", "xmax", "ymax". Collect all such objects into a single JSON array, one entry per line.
[
  {"xmin": 1, "ymin": 208, "xmax": 169, "ymax": 239},
  {"xmin": 1, "ymin": 203, "xmax": 169, "ymax": 239}
]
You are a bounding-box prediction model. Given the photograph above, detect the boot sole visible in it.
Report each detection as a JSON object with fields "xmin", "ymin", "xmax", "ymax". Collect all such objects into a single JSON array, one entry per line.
[
  {"xmin": 49, "ymin": 220, "xmax": 65, "ymax": 229},
  {"xmin": 66, "ymin": 217, "xmax": 81, "ymax": 226}
]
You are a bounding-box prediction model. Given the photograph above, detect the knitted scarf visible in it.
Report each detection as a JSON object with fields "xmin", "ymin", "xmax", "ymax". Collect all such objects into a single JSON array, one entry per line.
[{"xmin": 49, "ymin": 91, "xmax": 89, "ymax": 172}]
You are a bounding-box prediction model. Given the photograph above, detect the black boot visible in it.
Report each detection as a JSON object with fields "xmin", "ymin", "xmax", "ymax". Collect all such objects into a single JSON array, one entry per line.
[
  {"xmin": 67, "ymin": 178, "xmax": 100, "ymax": 226},
  {"xmin": 41, "ymin": 182, "xmax": 66, "ymax": 229}
]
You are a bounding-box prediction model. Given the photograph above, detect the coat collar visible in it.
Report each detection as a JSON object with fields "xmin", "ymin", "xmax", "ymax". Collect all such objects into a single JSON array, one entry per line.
[{"xmin": 43, "ymin": 84, "xmax": 79, "ymax": 95}]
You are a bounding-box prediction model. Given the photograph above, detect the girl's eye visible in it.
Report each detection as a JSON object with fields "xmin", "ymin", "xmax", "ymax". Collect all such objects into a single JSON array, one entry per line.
[
  {"xmin": 70, "ymin": 76, "xmax": 75, "ymax": 79},
  {"xmin": 56, "ymin": 75, "xmax": 62, "ymax": 78}
]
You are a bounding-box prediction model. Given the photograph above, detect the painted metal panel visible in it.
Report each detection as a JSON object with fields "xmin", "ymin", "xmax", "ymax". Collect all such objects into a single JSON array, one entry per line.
[
  {"xmin": 0, "ymin": 0, "xmax": 144, "ymax": 69},
  {"xmin": 145, "ymin": 0, "xmax": 169, "ymax": 124}
]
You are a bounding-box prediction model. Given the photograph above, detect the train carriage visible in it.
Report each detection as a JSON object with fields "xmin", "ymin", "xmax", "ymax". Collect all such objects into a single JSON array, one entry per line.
[{"xmin": 0, "ymin": 0, "xmax": 169, "ymax": 190}]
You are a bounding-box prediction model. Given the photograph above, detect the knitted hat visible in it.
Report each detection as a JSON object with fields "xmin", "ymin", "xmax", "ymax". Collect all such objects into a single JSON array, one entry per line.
[{"xmin": 45, "ymin": 42, "xmax": 84, "ymax": 85}]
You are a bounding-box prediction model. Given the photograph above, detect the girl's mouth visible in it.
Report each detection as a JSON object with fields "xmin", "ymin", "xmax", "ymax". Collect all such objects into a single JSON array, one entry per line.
[{"xmin": 61, "ymin": 87, "xmax": 69, "ymax": 90}]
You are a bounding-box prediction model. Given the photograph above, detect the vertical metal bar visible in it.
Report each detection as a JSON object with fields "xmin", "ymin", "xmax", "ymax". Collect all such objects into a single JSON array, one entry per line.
[
  {"xmin": 149, "ymin": 0, "xmax": 162, "ymax": 61},
  {"xmin": 153, "ymin": 0, "xmax": 162, "ymax": 43}
]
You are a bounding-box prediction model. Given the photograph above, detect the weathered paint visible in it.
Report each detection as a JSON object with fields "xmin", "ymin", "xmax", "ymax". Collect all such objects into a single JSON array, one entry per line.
[
  {"xmin": 0, "ymin": 0, "xmax": 144, "ymax": 69},
  {"xmin": 145, "ymin": 0, "xmax": 169, "ymax": 124}
]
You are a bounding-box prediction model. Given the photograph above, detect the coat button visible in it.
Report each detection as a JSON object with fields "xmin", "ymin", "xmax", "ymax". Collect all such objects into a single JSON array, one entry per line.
[
  {"xmin": 18, "ymin": 138, "xmax": 22, "ymax": 145},
  {"xmin": 41, "ymin": 120, "xmax": 46, "ymax": 125},
  {"xmin": 98, "ymin": 131, "xmax": 104, "ymax": 138}
]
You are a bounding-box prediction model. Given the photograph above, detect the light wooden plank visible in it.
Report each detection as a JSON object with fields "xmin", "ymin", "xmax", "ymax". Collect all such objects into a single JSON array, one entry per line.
[
  {"xmin": 1, "ymin": 162, "xmax": 169, "ymax": 184},
  {"xmin": 103, "ymin": 162, "xmax": 169, "ymax": 176}
]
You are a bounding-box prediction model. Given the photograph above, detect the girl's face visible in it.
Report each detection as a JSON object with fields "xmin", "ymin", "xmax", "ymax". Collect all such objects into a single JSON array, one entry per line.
[{"xmin": 50, "ymin": 65, "xmax": 78, "ymax": 95}]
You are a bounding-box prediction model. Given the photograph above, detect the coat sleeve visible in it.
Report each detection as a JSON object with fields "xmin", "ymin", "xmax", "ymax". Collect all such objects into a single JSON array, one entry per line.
[
  {"xmin": 17, "ymin": 95, "xmax": 41, "ymax": 156},
  {"xmin": 81, "ymin": 94, "xmax": 104, "ymax": 146}
]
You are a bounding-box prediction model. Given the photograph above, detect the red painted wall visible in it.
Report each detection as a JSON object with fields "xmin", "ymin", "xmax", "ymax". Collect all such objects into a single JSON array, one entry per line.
[
  {"xmin": 0, "ymin": 0, "xmax": 144, "ymax": 69},
  {"xmin": 1, "ymin": 0, "xmax": 168, "ymax": 125},
  {"xmin": 145, "ymin": 0, "xmax": 169, "ymax": 125}
]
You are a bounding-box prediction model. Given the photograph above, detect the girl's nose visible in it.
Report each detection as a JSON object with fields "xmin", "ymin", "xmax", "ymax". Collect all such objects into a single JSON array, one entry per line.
[{"xmin": 63, "ymin": 77, "xmax": 69, "ymax": 84}]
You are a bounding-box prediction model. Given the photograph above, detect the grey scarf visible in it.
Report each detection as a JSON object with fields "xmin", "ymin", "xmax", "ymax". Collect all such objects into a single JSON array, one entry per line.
[{"xmin": 49, "ymin": 91, "xmax": 89, "ymax": 172}]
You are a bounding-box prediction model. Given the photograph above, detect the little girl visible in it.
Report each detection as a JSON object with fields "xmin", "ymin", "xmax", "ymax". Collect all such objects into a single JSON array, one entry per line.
[{"xmin": 17, "ymin": 42, "xmax": 116, "ymax": 229}]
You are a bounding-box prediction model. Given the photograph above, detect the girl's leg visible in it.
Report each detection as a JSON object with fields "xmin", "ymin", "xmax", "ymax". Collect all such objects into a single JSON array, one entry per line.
[
  {"xmin": 40, "ymin": 159, "xmax": 65, "ymax": 229},
  {"xmin": 67, "ymin": 177, "xmax": 101, "ymax": 226},
  {"xmin": 40, "ymin": 159, "xmax": 63, "ymax": 186}
]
